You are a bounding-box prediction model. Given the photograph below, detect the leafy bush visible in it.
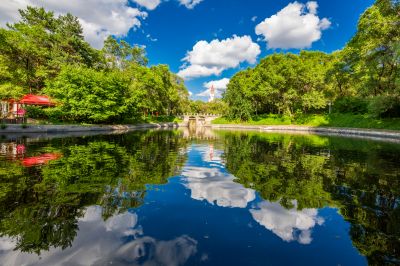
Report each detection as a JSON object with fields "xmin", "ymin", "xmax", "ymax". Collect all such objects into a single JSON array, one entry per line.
[
  {"xmin": 368, "ymin": 96, "xmax": 400, "ymax": 118},
  {"xmin": 25, "ymin": 106, "xmax": 47, "ymax": 119},
  {"xmin": 44, "ymin": 65, "xmax": 130, "ymax": 124},
  {"xmin": 44, "ymin": 107, "xmax": 65, "ymax": 123},
  {"xmin": 333, "ymin": 97, "xmax": 368, "ymax": 114}
]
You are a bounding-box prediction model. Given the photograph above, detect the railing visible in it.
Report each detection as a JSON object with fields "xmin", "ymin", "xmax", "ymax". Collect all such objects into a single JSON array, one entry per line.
[
  {"xmin": 1, "ymin": 117, "xmax": 27, "ymax": 124},
  {"xmin": 178, "ymin": 113, "xmax": 221, "ymax": 117}
]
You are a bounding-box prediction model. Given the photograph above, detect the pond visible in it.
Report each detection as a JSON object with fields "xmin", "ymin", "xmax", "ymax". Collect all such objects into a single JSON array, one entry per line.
[{"xmin": 0, "ymin": 128, "xmax": 399, "ymax": 265}]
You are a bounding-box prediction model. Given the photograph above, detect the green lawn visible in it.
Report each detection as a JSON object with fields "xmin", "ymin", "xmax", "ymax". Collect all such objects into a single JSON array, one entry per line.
[
  {"xmin": 123, "ymin": 115, "xmax": 183, "ymax": 124},
  {"xmin": 212, "ymin": 114, "xmax": 400, "ymax": 131},
  {"xmin": 144, "ymin": 115, "xmax": 183, "ymax": 123}
]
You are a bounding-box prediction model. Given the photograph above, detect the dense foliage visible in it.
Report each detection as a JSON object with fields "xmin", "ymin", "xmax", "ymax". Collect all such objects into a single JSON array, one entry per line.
[
  {"xmin": 0, "ymin": 7, "xmax": 190, "ymax": 123},
  {"xmin": 189, "ymin": 99, "xmax": 228, "ymax": 115},
  {"xmin": 224, "ymin": 0, "xmax": 400, "ymax": 120}
]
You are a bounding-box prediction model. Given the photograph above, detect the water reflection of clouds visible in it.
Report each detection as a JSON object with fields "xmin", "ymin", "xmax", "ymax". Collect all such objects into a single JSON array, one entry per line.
[
  {"xmin": 0, "ymin": 206, "xmax": 197, "ymax": 266},
  {"xmin": 183, "ymin": 166, "xmax": 256, "ymax": 208},
  {"xmin": 183, "ymin": 145, "xmax": 255, "ymax": 208},
  {"xmin": 250, "ymin": 201, "xmax": 324, "ymax": 244},
  {"xmin": 183, "ymin": 145, "xmax": 324, "ymax": 244}
]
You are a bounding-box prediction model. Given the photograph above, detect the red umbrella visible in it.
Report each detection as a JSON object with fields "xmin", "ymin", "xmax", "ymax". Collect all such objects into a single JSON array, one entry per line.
[
  {"xmin": 19, "ymin": 94, "xmax": 55, "ymax": 106},
  {"xmin": 22, "ymin": 153, "xmax": 62, "ymax": 167}
]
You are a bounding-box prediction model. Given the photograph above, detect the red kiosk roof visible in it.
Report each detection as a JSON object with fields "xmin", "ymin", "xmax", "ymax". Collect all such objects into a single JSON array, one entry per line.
[{"xmin": 19, "ymin": 94, "xmax": 54, "ymax": 106}]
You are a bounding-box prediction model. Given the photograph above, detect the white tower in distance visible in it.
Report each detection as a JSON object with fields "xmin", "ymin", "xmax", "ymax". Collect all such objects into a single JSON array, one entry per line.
[{"xmin": 209, "ymin": 85, "xmax": 215, "ymax": 102}]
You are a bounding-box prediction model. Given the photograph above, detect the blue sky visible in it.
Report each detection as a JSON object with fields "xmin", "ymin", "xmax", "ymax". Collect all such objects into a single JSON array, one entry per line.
[
  {"xmin": 0, "ymin": 0, "xmax": 376, "ymax": 100},
  {"xmin": 126, "ymin": 0, "xmax": 375, "ymax": 100}
]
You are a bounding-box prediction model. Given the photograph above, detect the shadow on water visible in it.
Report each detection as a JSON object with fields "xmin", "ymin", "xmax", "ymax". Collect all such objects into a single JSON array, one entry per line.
[{"xmin": 0, "ymin": 128, "xmax": 398, "ymax": 265}]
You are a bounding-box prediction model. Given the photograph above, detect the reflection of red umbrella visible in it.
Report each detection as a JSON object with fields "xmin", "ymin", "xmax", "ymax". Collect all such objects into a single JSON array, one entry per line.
[
  {"xmin": 16, "ymin": 144, "xmax": 26, "ymax": 155},
  {"xmin": 22, "ymin": 153, "xmax": 62, "ymax": 167}
]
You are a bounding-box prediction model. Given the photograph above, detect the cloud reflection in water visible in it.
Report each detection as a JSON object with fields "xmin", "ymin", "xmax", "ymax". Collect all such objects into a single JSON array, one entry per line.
[
  {"xmin": 0, "ymin": 206, "xmax": 197, "ymax": 266},
  {"xmin": 250, "ymin": 201, "xmax": 324, "ymax": 244},
  {"xmin": 182, "ymin": 144, "xmax": 324, "ymax": 245}
]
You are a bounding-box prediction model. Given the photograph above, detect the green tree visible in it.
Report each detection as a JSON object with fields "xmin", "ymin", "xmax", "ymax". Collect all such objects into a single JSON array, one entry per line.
[
  {"xmin": 125, "ymin": 63, "xmax": 189, "ymax": 116},
  {"xmin": 343, "ymin": 0, "xmax": 400, "ymax": 96},
  {"xmin": 0, "ymin": 7, "xmax": 101, "ymax": 93},
  {"xmin": 224, "ymin": 52, "xmax": 333, "ymax": 119},
  {"xmin": 44, "ymin": 65, "xmax": 131, "ymax": 123},
  {"xmin": 103, "ymin": 36, "xmax": 148, "ymax": 69}
]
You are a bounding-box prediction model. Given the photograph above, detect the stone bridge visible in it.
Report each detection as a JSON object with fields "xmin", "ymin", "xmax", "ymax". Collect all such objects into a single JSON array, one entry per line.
[{"xmin": 179, "ymin": 114, "xmax": 220, "ymax": 127}]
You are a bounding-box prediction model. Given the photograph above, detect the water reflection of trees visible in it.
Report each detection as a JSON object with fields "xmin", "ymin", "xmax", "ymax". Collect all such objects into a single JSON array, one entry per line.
[
  {"xmin": 222, "ymin": 132, "xmax": 400, "ymax": 265},
  {"xmin": 0, "ymin": 131, "xmax": 188, "ymax": 254}
]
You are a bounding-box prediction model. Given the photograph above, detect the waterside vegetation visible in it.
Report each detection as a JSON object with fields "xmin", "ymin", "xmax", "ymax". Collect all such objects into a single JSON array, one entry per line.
[
  {"xmin": 0, "ymin": 7, "xmax": 190, "ymax": 124},
  {"xmin": 0, "ymin": 1, "xmax": 399, "ymax": 132}
]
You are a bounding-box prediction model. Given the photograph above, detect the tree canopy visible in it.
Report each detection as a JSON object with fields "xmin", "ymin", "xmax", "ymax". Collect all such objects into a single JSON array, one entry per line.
[{"xmin": 0, "ymin": 6, "xmax": 190, "ymax": 123}]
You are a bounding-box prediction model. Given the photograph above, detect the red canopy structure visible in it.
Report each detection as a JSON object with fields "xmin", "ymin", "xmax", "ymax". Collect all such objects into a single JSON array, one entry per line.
[
  {"xmin": 19, "ymin": 94, "xmax": 55, "ymax": 106},
  {"xmin": 21, "ymin": 153, "xmax": 62, "ymax": 167}
]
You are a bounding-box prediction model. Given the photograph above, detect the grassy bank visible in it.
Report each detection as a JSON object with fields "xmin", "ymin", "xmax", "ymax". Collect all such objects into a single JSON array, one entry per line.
[
  {"xmin": 212, "ymin": 114, "xmax": 400, "ymax": 131},
  {"xmin": 137, "ymin": 115, "xmax": 183, "ymax": 124}
]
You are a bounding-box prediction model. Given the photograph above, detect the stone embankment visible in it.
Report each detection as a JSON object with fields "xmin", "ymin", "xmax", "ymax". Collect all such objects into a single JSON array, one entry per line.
[
  {"xmin": 211, "ymin": 124, "xmax": 400, "ymax": 140},
  {"xmin": 0, "ymin": 122, "xmax": 180, "ymax": 134},
  {"xmin": 2, "ymin": 122, "xmax": 400, "ymax": 142}
]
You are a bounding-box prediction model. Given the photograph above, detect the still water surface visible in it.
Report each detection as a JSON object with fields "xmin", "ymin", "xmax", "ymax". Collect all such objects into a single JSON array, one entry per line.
[{"xmin": 0, "ymin": 129, "xmax": 399, "ymax": 265}]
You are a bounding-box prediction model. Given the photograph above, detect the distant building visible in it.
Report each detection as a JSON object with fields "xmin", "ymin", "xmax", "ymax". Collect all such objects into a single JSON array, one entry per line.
[{"xmin": 209, "ymin": 85, "xmax": 215, "ymax": 102}]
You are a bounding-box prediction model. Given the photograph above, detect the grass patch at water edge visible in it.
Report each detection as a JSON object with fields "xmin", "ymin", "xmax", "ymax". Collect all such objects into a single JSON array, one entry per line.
[{"xmin": 212, "ymin": 114, "xmax": 400, "ymax": 131}]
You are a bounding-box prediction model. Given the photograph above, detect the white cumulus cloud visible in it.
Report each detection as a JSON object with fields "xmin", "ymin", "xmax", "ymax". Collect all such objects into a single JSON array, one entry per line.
[
  {"xmin": 197, "ymin": 78, "xmax": 230, "ymax": 98},
  {"xmin": 255, "ymin": 1, "xmax": 331, "ymax": 49},
  {"xmin": 178, "ymin": 35, "xmax": 260, "ymax": 80},
  {"xmin": 178, "ymin": 65, "xmax": 224, "ymax": 80},
  {"xmin": 133, "ymin": 0, "xmax": 161, "ymax": 10},
  {"xmin": 203, "ymin": 78, "xmax": 230, "ymax": 90},
  {"xmin": 0, "ymin": 0, "xmax": 147, "ymax": 48},
  {"xmin": 178, "ymin": 0, "xmax": 204, "ymax": 9}
]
